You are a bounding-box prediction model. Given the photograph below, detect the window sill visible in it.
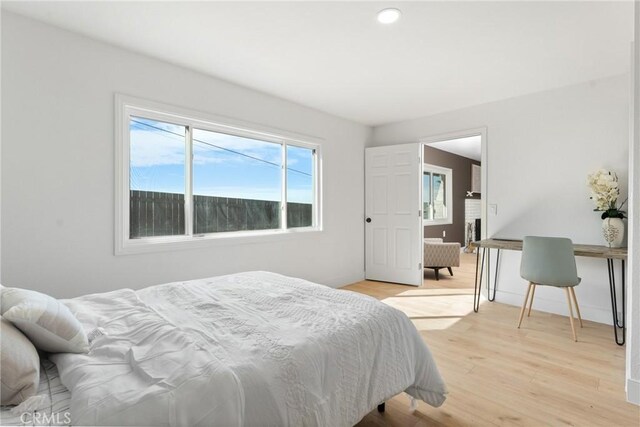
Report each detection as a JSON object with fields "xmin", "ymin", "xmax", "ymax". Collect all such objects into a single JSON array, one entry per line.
[{"xmin": 115, "ymin": 227, "xmax": 322, "ymax": 255}]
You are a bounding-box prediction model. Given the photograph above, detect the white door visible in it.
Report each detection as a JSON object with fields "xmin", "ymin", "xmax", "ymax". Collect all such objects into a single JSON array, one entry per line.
[{"xmin": 365, "ymin": 143, "xmax": 423, "ymax": 286}]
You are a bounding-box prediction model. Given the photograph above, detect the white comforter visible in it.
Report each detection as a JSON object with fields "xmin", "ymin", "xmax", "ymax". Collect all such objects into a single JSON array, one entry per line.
[{"xmin": 52, "ymin": 272, "xmax": 446, "ymax": 426}]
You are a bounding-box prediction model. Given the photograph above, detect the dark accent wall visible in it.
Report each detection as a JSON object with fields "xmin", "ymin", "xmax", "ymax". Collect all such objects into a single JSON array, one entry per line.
[{"xmin": 424, "ymin": 146, "xmax": 480, "ymax": 245}]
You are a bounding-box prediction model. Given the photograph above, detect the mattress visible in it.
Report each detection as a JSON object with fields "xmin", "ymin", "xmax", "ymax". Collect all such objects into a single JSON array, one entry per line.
[
  {"xmin": 51, "ymin": 271, "xmax": 447, "ymax": 426},
  {"xmin": 0, "ymin": 358, "xmax": 71, "ymax": 426}
]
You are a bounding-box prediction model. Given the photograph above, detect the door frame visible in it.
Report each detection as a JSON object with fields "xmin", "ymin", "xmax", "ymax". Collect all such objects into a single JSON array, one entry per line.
[{"xmin": 418, "ymin": 127, "xmax": 488, "ymax": 243}]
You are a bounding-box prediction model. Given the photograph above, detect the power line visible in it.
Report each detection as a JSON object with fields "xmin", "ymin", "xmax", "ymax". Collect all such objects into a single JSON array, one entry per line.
[{"xmin": 130, "ymin": 118, "xmax": 311, "ymax": 177}]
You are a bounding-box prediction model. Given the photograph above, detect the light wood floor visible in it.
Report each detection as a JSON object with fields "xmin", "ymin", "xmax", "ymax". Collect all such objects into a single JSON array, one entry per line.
[{"xmin": 345, "ymin": 253, "xmax": 639, "ymax": 426}]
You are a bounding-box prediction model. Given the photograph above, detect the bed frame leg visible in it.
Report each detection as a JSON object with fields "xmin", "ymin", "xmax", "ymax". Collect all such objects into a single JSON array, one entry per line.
[{"xmin": 377, "ymin": 402, "xmax": 385, "ymax": 413}]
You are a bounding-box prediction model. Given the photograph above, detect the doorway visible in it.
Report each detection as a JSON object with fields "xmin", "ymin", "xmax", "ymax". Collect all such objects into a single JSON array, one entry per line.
[{"xmin": 420, "ymin": 128, "xmax": 487, "ymax": 285}]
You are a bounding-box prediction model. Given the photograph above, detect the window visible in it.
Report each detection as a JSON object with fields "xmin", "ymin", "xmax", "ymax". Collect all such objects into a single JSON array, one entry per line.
[
  {"xmin": 286, "ymin": 145, "xmax": 315, "ymax": 228},
  {"xmin": 117, "ymin": 96, "xmax": 321, "ymax": 254},
  {"xmin": 191, "ymin": 128, "xmax": 283, "ymax": 234},
  {"xmin": 423, "ymin": 163, "xmax": 453, "ymax": 225}
]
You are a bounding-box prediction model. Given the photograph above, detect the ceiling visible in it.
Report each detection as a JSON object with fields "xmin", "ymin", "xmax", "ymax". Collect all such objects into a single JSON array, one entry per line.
[
  {"xmin": 2, "ymin": 1, "xmax": 634, "ymax": 126},
  {"xmin": 427, "ymin": 135, "xmax": 481, "ymax": 162}
]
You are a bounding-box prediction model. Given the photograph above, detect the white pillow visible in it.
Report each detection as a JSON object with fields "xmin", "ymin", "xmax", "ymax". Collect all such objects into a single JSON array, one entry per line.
[
  {"xmin": 1, "ymin": 288, "xmax": 89, "ymax": 354},
  {"xmin": 0, "ymin": 317, "xmax": 40, "ymax": 405}
]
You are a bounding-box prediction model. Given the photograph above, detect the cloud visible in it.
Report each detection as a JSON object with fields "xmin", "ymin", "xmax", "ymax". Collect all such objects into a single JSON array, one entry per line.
[
  {"xmin": 129, "ymin": 123, "xmax": 284, "ymax": 169},
  {"xmin": 193, "ymin": 129, "xmax": 282, "ymax": 166},
  {"xmin": 129, "ymin": 118, "xmax": 312, "ymax": 200},
  {"xmin": 130, "ymin": 129, "xmax": 185, "ymax": 167},
  {"xmin": 129, "ymin": 119, "xmax": 313, "ymax": 201}
]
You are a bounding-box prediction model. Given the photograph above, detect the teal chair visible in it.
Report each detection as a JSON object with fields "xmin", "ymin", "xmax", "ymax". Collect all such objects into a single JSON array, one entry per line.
[{"xmin": 518, "ymin": 236, "xmax": 582, "ymax": 341}]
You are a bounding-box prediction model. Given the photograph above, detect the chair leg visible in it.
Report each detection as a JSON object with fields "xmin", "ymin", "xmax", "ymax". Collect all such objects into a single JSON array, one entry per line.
[
  {"xmin": 527, "ymin": 284, "xmax": 536, "ymax": 317},
  {"xmin": 570, "ymin": 287, "xmax": 583, "ymax": 328},
  {"xmin": 518, "ymin": 282, "xmax": 533, "ymax": 328},
  {"xmin": 564, "ymin": 288, "xmax": 578, "ymax": 342},
  {"xmin": 447, "ymin": 267, "xmax": 454, "ymax": 276},
  {"xmin": 434, "ymin": 268, "xmax": 440, "ymax": 281}
]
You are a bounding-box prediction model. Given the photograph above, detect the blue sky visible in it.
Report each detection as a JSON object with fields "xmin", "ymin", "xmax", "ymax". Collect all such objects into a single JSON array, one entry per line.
[{"xmin": 129, "ymin": 117, "xmax": 313, "ymax": 203}]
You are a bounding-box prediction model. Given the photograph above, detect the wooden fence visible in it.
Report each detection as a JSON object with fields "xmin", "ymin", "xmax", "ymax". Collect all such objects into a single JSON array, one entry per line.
[{"xmin": 130, "ymin": 190, "xmax": 312, "ymax": 238}]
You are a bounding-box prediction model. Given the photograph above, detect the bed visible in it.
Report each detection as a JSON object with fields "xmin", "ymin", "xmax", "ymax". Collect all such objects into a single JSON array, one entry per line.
[
  {"xmin": 7, "ymin": 271, "xmax": 446, "ymax": 426},
  {"xmin": 0, "ymin": 359, "xmax": 71, "ymax": 426}
]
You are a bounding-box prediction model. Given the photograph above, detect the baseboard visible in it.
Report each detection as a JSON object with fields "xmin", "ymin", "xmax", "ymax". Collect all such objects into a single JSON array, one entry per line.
[
  {"xmin": 491, "ymin": 289, "xmax": 614, "ymax": 325},
  {"xmin": 323, "ymin": 271, "xmax": 365, "ymax": 288},
  {"xmin": 627, "ymin": 378, "xmax": 640, "ymax": 405}
]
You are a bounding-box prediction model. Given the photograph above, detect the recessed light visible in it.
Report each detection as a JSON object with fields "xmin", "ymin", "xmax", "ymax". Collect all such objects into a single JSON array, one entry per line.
[{"xmin": 377, "ymin": 8, "xmax": 401, "ymax": 24}]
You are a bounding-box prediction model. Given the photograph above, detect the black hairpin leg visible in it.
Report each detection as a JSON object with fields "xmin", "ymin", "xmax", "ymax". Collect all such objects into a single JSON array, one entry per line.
[
  {"xmin": 377, "ymin": 403, "xmax": 385, "ymax": 413},
  {"xmin": 487, "ymin": 249, "xmax": 499, "ymax": 302},
  {"xmin": 607, "ymin": 258, "xmax": 626, "ymax": 346},
  {"xmin": 474, "ymin": 247, "xmax": 480, "ymax": 312},
  {"xmin": 487, "ymin": 248, "xmax": 491, "ymax": 301},
  {"xmin": 474, "ymin": 246, "xmax": 485, "ymax": 312}
]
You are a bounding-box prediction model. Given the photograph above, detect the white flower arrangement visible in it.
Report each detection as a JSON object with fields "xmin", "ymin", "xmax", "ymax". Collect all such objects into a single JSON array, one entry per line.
[{"xmin": 586, "ymin": 169, "xmax": 626, "ymax": 219}]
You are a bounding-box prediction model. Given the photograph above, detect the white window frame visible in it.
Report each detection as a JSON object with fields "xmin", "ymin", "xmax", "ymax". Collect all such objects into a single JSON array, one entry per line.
[
  {"xmin": 423, "ymin": 163, "xmax": 453, "ymax": 226},
  {"xmin": 115, "ymin": 94, "xmax": 323, "ymax": 255}
]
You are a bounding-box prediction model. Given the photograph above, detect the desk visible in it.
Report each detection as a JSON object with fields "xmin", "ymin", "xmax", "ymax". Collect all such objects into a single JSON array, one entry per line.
[{"xmin": 471, "ymin": 238, "xmax": 627, "ymax": 345}]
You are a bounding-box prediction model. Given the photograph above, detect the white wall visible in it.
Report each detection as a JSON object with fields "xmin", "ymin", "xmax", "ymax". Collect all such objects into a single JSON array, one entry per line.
[
  {"xmin": 1, "ymin": 12, "xmax": 370, "ymax": 298},
  {"xmin": 373, "ymin": 74, "xmax": 630, "ymax": 325},
  {"xmin": 626, "ymin": 1, "xmax": 640, "ymax": 406},
  {"xmin": 0, "ymin": 8, "xmax": 3, "ymax": 283}
]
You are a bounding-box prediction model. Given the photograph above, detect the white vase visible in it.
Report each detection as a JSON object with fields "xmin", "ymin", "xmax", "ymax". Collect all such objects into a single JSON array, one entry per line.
[{"xmin": 602, "ymin": 217, "xmax": 625, "ymax": 248}]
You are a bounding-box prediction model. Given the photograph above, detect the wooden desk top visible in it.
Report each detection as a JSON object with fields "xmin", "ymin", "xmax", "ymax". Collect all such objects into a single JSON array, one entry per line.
[{"xmin": 471, "ymin": 238, "xmax": 627, "ymax": 260}]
